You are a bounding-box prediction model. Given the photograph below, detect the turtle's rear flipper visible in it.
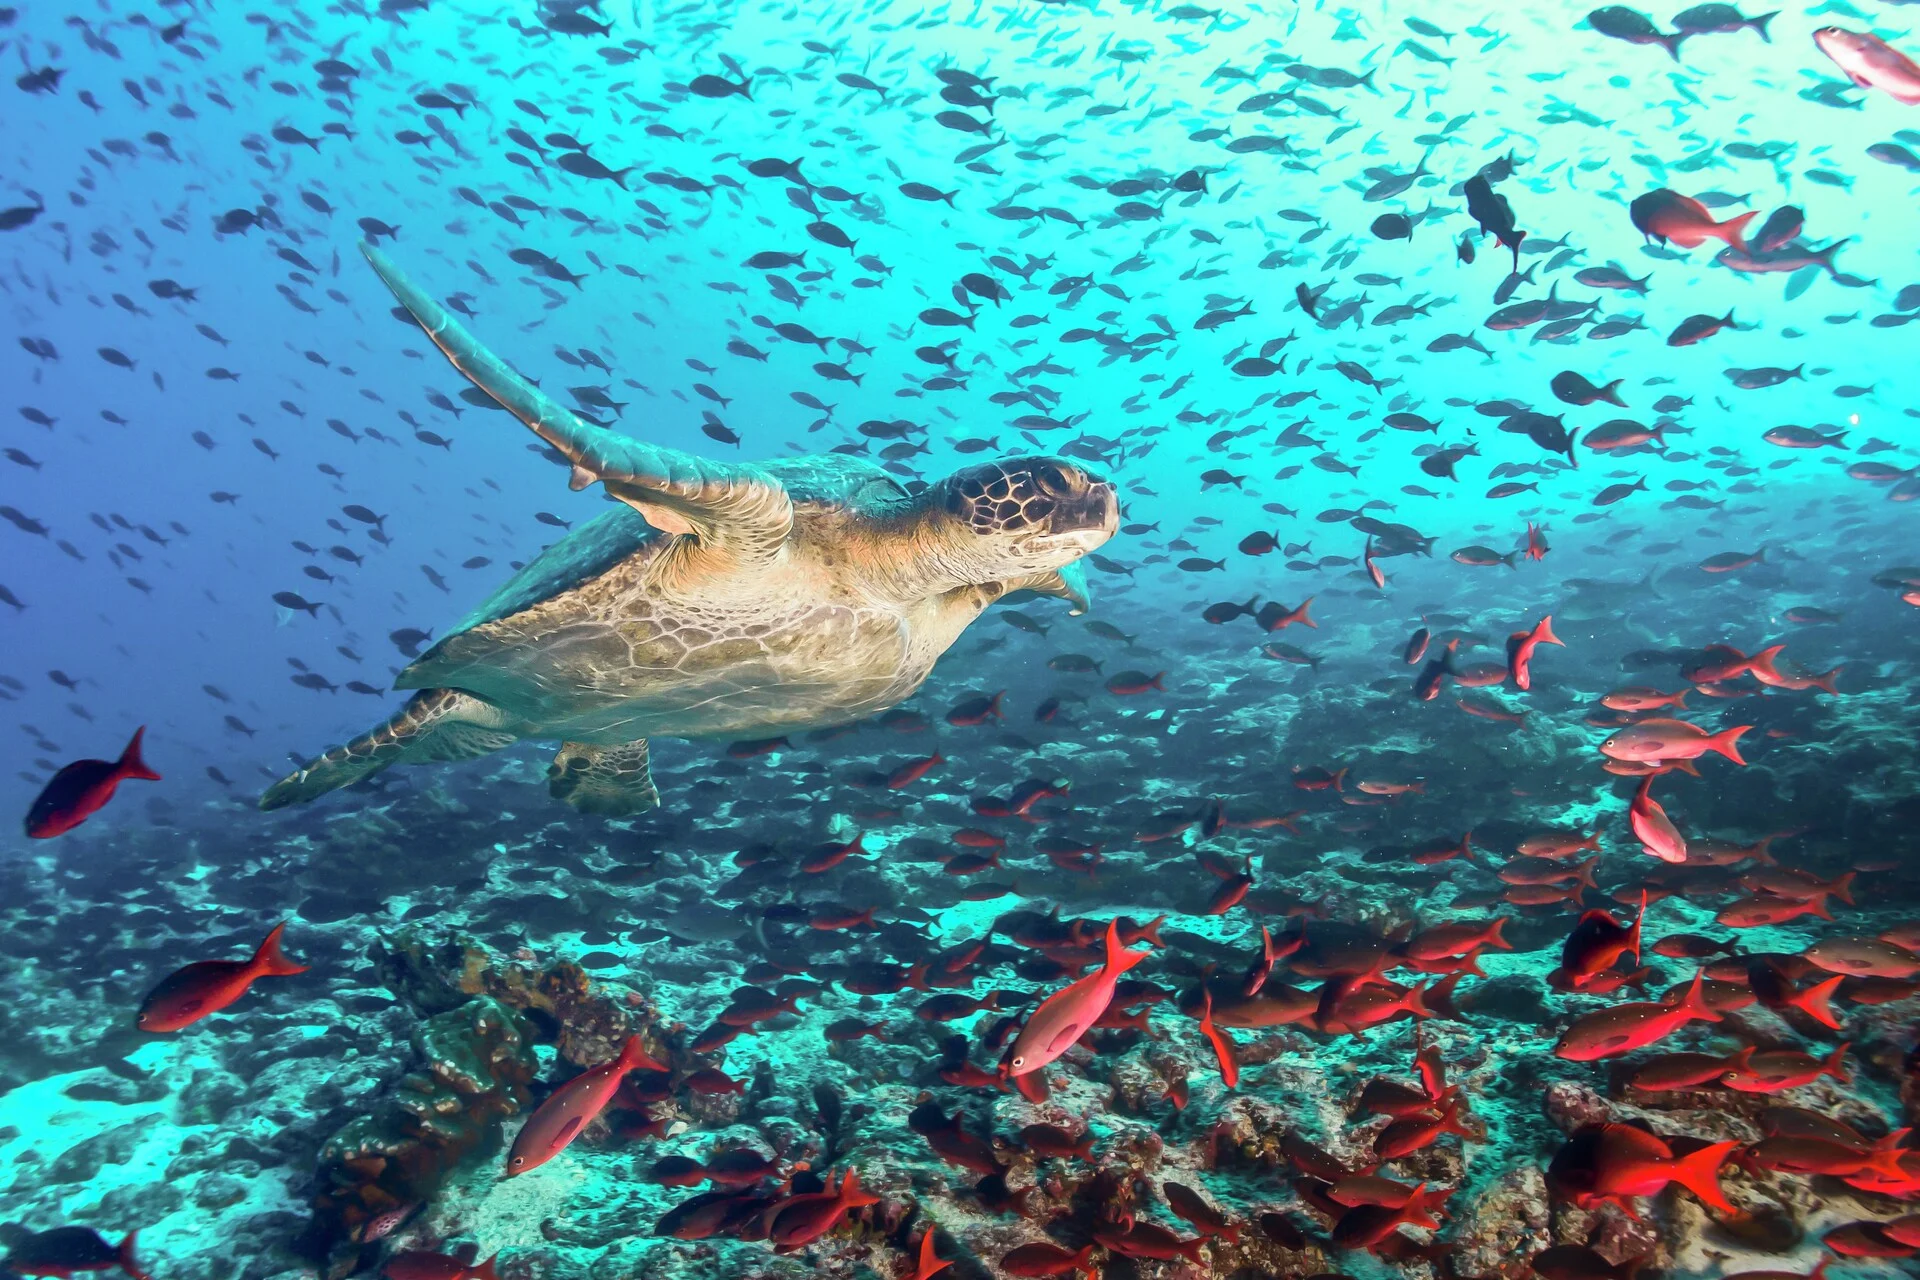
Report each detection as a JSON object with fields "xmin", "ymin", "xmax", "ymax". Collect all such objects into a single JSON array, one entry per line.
[
  {"xmin": 548, "ymin": 739, "xmax": 660, "ymax": 815},
  {"xmin": 259, "ymin": 689, "xmax": 514, "ymax": 810}
]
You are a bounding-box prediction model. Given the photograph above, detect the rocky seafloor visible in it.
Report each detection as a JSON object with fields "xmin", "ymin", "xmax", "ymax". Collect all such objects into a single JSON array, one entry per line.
[{"xmin": 3, "ymin": 601, "xmax": 1919, "ymax": 1280}]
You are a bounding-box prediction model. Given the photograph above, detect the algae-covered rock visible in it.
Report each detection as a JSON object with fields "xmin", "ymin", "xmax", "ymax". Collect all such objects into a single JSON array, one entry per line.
[
  {"xmin": 1452, "ymin": 1161, "xmax": 1552, "ymax": 1279},
  {"xmin": 47, "ymin": 1114, "xmax": 160, "ymax": 1185},
  {"xmin": 309, "ymin": 994, "xmax": 536, "ymax": 1267}
]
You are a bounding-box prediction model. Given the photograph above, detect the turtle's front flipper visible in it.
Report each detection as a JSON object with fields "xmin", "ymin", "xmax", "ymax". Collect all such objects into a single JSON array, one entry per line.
[
  {"xmin": 359, "ymin": 242, "xmax": 792, "ymax": 570},
  {"xmin": 994, "ymin": 561, "xmax": 1093, "ymax": 615},
  {"xmin": 548, "ymin": 739, "xmax": 660, "ymax": 815},
  {"xmin": 259, "ymin": 689, "xmax": 515, "ymax": 810}
]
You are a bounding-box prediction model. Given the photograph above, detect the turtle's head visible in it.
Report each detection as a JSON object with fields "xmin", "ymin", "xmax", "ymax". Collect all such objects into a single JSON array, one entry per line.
[{"xmin": 928, "ymin": 456, "xmax": 1118, "ymax": 579}]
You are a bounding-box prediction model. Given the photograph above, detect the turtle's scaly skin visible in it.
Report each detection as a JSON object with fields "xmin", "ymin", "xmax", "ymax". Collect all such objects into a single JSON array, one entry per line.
[{"xmin": 260, "ymin": 245, "xmax": 1117, "ymax": 815}]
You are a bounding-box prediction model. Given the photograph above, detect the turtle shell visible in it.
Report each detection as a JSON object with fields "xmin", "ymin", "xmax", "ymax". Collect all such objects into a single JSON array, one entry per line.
[{"xmin": 439, "ymin": 452, "xmax": 914, "ymax": 642}]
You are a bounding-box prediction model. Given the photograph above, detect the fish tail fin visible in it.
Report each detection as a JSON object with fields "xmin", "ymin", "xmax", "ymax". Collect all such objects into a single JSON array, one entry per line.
[
  {"xmin": 1825, "ymin": 1041, "xmax": 1851, "ymax": 1084},
  {"xmin": 1535, "ymin": 615, "xmax": 1562, "ymax": 647},
  {"xmin": 1401, "ymin": 979, "xmax": 1434, "ymax": 1020},
  {"xmin": 1814, "ymin": 665, "xmax": 1843, "ymax": 695},
  {"xmin": 1831, "ymin": 870, "xmax": 1857, "ymax": 906},
  {"xmin": 119, "ymin": 727, "xmax": 163, "ymax": 781},
  {"xmin": 117, "ymin": 1232, "xmax": 151, "ymax": 1280},
  {"xmin": 1104, "ymin": 919, "xmax": 1150, "ymax": 977},
  {"xmin": 1681, "ymin": 969, "xmax": 1721, "ymax": 1022},
  {"xmin": 839, "ymin": 1165, "xmax": 879, "ymax": 1208},
  {"xmin": 1792, "ymin": 974, "xmax": 1844, "ymax": 1029},
  {"xmin": 1750, "ymin": 10, "xmax": 1777, "ymax": 41},
  {"xmin": 468, "ymin": 1255, "xmax": 502, "ymax": 1280},
  {"xmin": 1660, "ymin": 32, "xmax": 1685, "ymax": 59},
  {"xmin": 1719, "ymin": 209, "xmax": 1759, "ymax": 253},
  {"xmin": 1486, "ymin": 915, "xmax": 1513, "ymax": 950},
  {"xmin": 253, "ymin": 922, "xmax": 310, "ymax": 977},
  {"xmin": 1709, "ymin": 725, "xmax": 1750, "ymax": 766},
  {"xmin": 1629, "ymin": 890, "xmax": 1647, "ymax": 963},
  {"xmin": 1602, "ymin": 379, "xmax": 1626, "ymax": 406},
  {"xmin": 1139, "ymin": 913, "xmax": 1168, "ymax": 948},
  {"xmin": 617, "ymin": 1033, "xmax": 665, "ymax": 1073},
  {"xmin": 1666, "ymin": 1140, "xmax": 1738, "ymax": 1214},
  {"xmin": 1745, "ymin": 643, "xmax": 1787, "ymax": 683},
  {"xmin": 1397, "ymin": 1182, "xmax": 1443, "ymax": 1228},
  {"xmin": 1299, "ymin": 596, "xmax": 1318, "ymax": 628},
  {"xmin": 1672, "ymin": 689, "xmax": 1688, "ymax": 710},
  {"xmin": 1575, "ymin": 856, "xmax": 1600, "ymax": 890}
]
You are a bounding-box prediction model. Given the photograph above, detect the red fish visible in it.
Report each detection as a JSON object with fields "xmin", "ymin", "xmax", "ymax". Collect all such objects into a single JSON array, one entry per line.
[
  {"xmin": 1518, "ymin": 830, "xmax": 1598, "ymax": 859},
  {"xmin": 998, "ymin": 1242, "xmax": 1096, "ymax": 1277},
  {"xmin": 887, "ymin": 753, "xmax": 944, "ymax": 789},
  {"xmin": 1630, "ymin": 188, "xmax": 1757, "ymax": 251},
  {"xmin": 801, "ymin": 832, "xmax": 865, "ymax": 873},
  {"xmin": 506, "ymin": 1034, "xmax": 666, "ymax": 1174},
  {"xmin": 1549, "ymin": 1122, "xmax": 1738, "ymax": 1214},
  {"xmin": 1558, "ymin": 892, "xmax": 1644, "ymax": 990},
  {"xmin": 1719, "ymin": 1042, "xmax": 1849, "ymax": 1093},
  {"xmin": 1, "ymin": 1229, "xmax": 150, "ymax": 1280},
  {"xmin": 767, "ymin": 1167, "xmax": 880, "ymax": 1250},
  {"xmin": 26, "ymin": 727, "xmax": 162, "ymax": 838},
  {"xmin": 1260, "ymin": 597, "xmax": 1316, "ymax": 630},
  {"xmin": 1104, "ymin": 670, "xmax": 1165, "ymax": 695},
  {"xmin": 1603, "ymin": 687, "xmax": 1688, "ymax": 711},
  {"xmin": 1204, "ymin": 858, "xmax": 1254, "ymax": 915},
  {"xmin": 1374, "ymin": 1095, "xmax": 1473, "ymax": 1159},
  {"xmin": 908, "ymin": 1231, "xmax": 952, "ymax": 1280},
  {"xmin": 1091, "ymin": 1220, "xmax": 1206, "ymax": 1264},
  {"xmin": 1505, "ymin": 615, "xmax": 1562, "ymax": 691},
  {"xmin": 383, "ymin": 1252, "xmax": 499, "ymax": 1280},
  {"xmin": 1398, "ymin": 917, "xmax": 1510, "ymax": 961},
  {"xmin": 944, "ymin": 692, "xmax": 1004, "ymax": 726},
  {"xmin": 1330, "ymin": 1180, "xmax": 1446, "ymax": 1251},
  {"xmin": 1629, "ymin": 775, "xmax": 1688, "ymax": 863},
  {"xmin": 1197, "ymin": 989, "xmax": 1240, "ymax": 1087},
  {"xmin": 1554, "ymin": 969, "xmax": 1719, "ymax": 1060},
  {"xmin": 1006, "ymin": 920, "xmax": 1150, "ymax": 1077},
  {"xmin": 137, "ymin": 922, "xmax": 309, "ymax": 1033},
  {"xmin": 1716, "ymin": 895, "xmax": 1832, "ymax": 928},
  {"xmin": 1682, "ymin": 642, "xmax": 1784, "ymax": 685},
  {"xmin": 1602, "ymin": 718, "xmax": 1749, "ymax": 766}
]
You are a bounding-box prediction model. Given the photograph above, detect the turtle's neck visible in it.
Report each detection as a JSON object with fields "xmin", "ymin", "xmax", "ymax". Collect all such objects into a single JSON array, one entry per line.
[{"xmin": 862, "ymin": 504, "xmax": 999, "ymax": 605}]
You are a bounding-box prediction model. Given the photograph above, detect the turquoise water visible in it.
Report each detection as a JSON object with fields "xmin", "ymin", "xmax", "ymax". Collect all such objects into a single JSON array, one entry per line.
[{"xmin": 3, "ymin": 0, "xmax": 1919, "ymax": 1277}]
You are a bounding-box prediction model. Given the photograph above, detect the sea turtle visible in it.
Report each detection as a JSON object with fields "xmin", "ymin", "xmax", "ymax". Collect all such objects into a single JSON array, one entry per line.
[{"xmin": 259, "ymin": 243, "xmax": 1118, "ymax": 816}]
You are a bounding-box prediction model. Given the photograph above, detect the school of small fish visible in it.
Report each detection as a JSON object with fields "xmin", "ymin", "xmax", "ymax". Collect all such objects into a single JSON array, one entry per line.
[{"xmin": 4, "ymin": 0, "xmax": 1920, "ymax": 1279}]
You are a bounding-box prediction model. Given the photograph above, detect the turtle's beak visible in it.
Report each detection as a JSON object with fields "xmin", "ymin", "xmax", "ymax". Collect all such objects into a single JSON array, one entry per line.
[{"xmin": 1058, "ymin": 478, "xmax": 1119, "ymax": 545}]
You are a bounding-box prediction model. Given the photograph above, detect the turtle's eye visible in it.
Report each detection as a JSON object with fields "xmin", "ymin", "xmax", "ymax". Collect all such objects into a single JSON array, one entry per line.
[{"xmin": 1036, "ymin": 464, "xmax": 1070, "ymax": 494}]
